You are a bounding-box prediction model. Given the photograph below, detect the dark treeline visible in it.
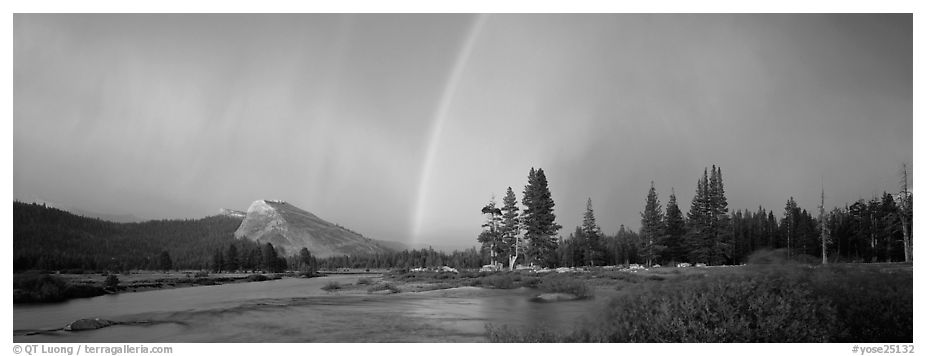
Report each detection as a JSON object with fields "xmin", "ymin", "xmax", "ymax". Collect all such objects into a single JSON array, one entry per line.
[
  {"xmin": 549, "ymin": 165, "xmax": 913, "ymax": 267},
  {"xmin": 302, "ymin": 165, "xmax": 915, "ymax": 271},
  {"xmin": 728, "ymin": 193, "xmax": 912, "ymax": 264},
  {"xmin": 313, "ymin": 247, "xmax": 487, "ymax": 270},
  {"xmin": 14, "ymin": 162, "xmax": 913, "ymax": 273},
  {"xmin": 14, "ymin": 201, "xmax": 242, "ymax": 272}
]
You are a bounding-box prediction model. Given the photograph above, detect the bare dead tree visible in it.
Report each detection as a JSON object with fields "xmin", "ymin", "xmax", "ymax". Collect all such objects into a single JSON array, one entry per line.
[
  {"xmin": 818, "ymin": 186, "xmax": 829, "ymax": 264},
  {"xmin": 900, "ymin": 163, "xmax": 912, "ymax": 262}
]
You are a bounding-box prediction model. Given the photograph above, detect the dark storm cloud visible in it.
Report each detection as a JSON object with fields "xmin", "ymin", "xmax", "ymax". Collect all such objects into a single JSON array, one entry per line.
[{"xmin": 14, "ymin": 14, "xmax": 911, "ymax": 248}]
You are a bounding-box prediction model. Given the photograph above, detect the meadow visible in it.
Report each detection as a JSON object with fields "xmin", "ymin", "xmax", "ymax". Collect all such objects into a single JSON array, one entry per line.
[{"xmin": 484, "ymin": 263, "xmax": 913, "ymax": 343}]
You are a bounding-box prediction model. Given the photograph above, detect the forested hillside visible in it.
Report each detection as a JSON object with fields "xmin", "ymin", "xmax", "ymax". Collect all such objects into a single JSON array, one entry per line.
[{"xmin": 13, "ymin": 201, "xmax": 243, "ymax": 271}]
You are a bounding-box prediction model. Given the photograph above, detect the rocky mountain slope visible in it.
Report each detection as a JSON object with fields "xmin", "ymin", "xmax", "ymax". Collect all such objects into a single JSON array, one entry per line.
[{"xmin": 233, "ymin": 200, "xmax": 398, "ymax": 258}]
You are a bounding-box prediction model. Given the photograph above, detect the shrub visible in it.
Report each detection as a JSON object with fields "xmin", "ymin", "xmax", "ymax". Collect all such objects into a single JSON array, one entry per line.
[
  {"xmin": 104, "ymin": 275, "xmax": 120, "ymax": 290},
  {"xmin": 486, "ymin": 324, "xmax": 573, "ymax": 343},
  {"xmin": 488, "ymin": 265, "xmax": 912, "ymax": 343},
  {"xmin": 538, "ymin": 274, "xmax": 592, "ymax": 298},
  {"xmin": 809, "ymin": 265, "xmax": 913, "ymax": 342},
  {"xmin": 321, "ymin": 281, "xmax": 342, "ymax": 291},
  {"xmin": 604, "ymin": 272, "xmax": 646, "ymax": 283},
  {"xmin": 482, "ymin": 274, "xmax": 516, "ymax": 289},
  {"xmin": 746, "ymin": 248, "xmax": 790, "ymax": 265},
  {"xmin": 246, "ymin": 274, "xmax": 270, "ymax": 282},
  {"xmin": 520, "ymin": 276, "xmax": 541, "ymax": 288},
  {"xmin": 64, "ymin": 284, "xmax": 106, "ymax": 299},
  {"xmin": 13, "ymin": 273, "xmax": 105, "ymax": 303},
  {"xmin": 14, "ymin": 273, "xmax": 68, "ymax": 302},
  {"xmin": 367, "ymin": 282, "xmax": 401, "ymax": 294},
  {"xmin": 357, "ymin": 277, "xmax": 373, "ymax": 285},
  {"xmin": 193, "ymin": 278, "xmax": 216, "ymax": 285}
]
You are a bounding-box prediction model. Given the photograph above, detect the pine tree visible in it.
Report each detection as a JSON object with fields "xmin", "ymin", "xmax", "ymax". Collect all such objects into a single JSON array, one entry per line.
[
  {"xmin": 640, "ymin": 181, "xmax": 665, "ymax": 266},
  {"xmin": 664, "ymin": 188, "xmax": 686, "ymax": 263},
  {"xmin": 158, "ymin": 250, "xmax": 172, "ymax": 271},
  {"xmin": 477, "ymin": 196, "xmax": 503, "ymax": 267},
  {"xmin": 212, "ymin": 249, "xmax": 224, "ymax": 273},
  {"xmin": 581, "ymin": 198, "xmax": 603, "ymax": 266},
  {"xmin": 521, "ymin": 168, "xmax": 538, "ymax": 264},
  {"xmin": 521, "ymin": 168, "xmax": 562, "ymax": 267},
  {"xmin": 299, "ymin": 247, "xmax": 316, "ymax": 275},
  {"xmin": 570, "ymin": 226, "xmax": 586, "ymax": 266},
  {"xmin": 783, "ymin": 197, "xmax": 798, "ymax": 261},
  {"xmin": 261, "ymin": 243, "xmax": 278, "ymax": 272},
  {"xmin": 683, "ymin": 166, "xmax": 732, "ymax": 265},
  {"xmin": 708, "ymin": 166, "xmax": 732, "ymax": 265},
  {"xmin": 500, "ymin": 187, "xmax": 521, "ymax": 270},
  {"xmin": 225, "ymin": 244, "xmax": 239, "ymax": 272},
  {"xmin": 685, "ymin": 169, "xmax": 711, "ymax": 263}
]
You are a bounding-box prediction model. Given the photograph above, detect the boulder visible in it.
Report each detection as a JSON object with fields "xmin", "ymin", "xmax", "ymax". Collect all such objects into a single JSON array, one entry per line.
[
  {"xmin": 64, "ymin": 318, "xmax": 116, "ymax": 331},
  {"xmin": 480, "ymin": 264, "xmax": 501, "ymax": 272},
  {"xmin": 531, "ymin": 293, "xmax": 580, "ymax": 302}
]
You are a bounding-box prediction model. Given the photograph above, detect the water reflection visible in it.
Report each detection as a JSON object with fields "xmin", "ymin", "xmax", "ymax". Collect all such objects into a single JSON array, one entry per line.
[{"xmin": 15, "ymin": 275, "xmax": 602, "ymax": 342}]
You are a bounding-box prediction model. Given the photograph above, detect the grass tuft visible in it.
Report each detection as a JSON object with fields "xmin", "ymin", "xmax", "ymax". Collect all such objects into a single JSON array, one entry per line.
[
  {"xmin": 367, "ymin": 282, "xmax": 401, "ymax": 294},
  {"xmin": 321, "ymin": 281, "xmax": 342, "ymax": 291}
]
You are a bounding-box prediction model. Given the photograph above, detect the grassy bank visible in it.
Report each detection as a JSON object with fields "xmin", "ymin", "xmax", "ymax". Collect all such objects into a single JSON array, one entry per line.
[
  {"xmin": 383, "ymin": 270, "xmax": 594, "ymax": 297},
  {"xmin": 13, "ymin": 271, "xmax": 294, "ymax": 303},
  {"xmin": 486, "ymin": 263, "xmax": 912, "ymax": 343},
  {"xmin": 13, "ymin": 273, "xmax": 107, "ymax": 303}
]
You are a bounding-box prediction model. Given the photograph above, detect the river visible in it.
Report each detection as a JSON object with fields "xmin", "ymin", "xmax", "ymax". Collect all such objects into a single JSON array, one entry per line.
[{"xmin": 14, "ymin": 275, "xmax": 606, "ymax": 342}]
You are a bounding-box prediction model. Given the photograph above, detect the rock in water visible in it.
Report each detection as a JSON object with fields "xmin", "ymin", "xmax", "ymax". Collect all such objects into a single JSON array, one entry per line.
[
  {"xmin": 234, "ymin": 200, "xmax": 399, "ymax": 258},
  {"xmin": 531, "ymin": 293, "xmax": 580, "ymax": 303},
  {"xmin": 64, "ymin": 318, "xmax": 115, "ymax": 331}
]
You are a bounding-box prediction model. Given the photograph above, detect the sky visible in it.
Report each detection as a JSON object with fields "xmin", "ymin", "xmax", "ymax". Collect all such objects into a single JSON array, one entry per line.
[{"xmin": 14, "ymin": 14, "xmax": 912, "ymax": 250}]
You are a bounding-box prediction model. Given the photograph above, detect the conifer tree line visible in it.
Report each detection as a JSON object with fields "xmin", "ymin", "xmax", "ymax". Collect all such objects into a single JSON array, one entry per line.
[
  {"xmin": 13, "ymin": 201, "xmax": 246, "ymax": 272},
  {"xmin": 478, "ymin": 164, "xmax": 913, "ymax": 268},
  {"xmin": 13, "ymin": 163, "xmax": 913, "ymax": 273}
]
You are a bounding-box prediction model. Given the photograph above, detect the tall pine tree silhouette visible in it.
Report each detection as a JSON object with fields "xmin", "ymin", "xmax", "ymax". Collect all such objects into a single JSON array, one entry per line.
[{"xmin": 522, "ymin": 167, "xmax": 562, "ymax": 267}]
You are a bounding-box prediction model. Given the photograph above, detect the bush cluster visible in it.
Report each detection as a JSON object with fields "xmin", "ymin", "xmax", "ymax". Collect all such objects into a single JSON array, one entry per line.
[
  {"xmin": 488, "ymin": 265, "xmax": 912, "ymax": 343},
  {"xmin": 356, "ymin": 277, "xmax": 373, "ymax": 285},
  {"xmin": 482, "ymin": 274, "xmax": 516, "ymax": 289},
  {"xmin": 538, "ymin": 274, "xmax": 592, "ymax": 298},
  {"xmin": 367, "ymin": 282, "xmax": 401, "ymax": 294},
  {"xmin": 246, "ymin": 274, "xmax": 270, "ymax": 282},
  {"xmin": 103, "ymin": 274, "xmax": 120, "ymax": 290},
  {"xmin": 13, "ymin": 273, "xmax": 105, "ymax": 303},
  {"xmin": 321, "ymin": 281, "xmax": 342, "ymax": 291}
]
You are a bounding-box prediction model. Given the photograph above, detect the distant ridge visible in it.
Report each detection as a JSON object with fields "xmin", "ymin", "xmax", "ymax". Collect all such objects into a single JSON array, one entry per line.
[
  {"xmin": 18, "ymin": 198, "xmax": 141, "ymax": 223},
  {"xmin": 218, "ymin": 208, "xmax": 247, "ymax": 219},
  {"xmin": 233, "ymin": 200, "xmax": 401, "ymax": 258}
]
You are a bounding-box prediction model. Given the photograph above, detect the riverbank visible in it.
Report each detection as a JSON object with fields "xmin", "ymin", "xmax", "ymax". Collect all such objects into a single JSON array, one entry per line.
[
  {"xmin": 13, "ymin": 271, "xmax": 301, "ymax": 303},
  {"xmin": 485, "ymin": 263, "xmax": 913, "ymax": 342},
  {"xmin": 15, "ymin": 274, "xmax": 603, "ymax": 342}
]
